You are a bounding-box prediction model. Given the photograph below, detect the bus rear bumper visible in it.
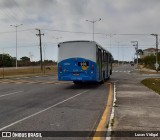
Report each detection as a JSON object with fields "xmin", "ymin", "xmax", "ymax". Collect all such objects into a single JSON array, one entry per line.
[{"xmin": 58, "ymin": 75, "xmax": 96, "ymax": 81}]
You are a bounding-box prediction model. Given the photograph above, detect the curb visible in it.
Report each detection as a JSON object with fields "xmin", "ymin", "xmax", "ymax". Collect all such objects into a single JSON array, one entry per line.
[
  {"xmin": 92, "ymin": 82, "xmax": 114, "ymax": 140},
  {"xmin": 106, "ymin": 82, "xmax": 117, "ymax": 140}
]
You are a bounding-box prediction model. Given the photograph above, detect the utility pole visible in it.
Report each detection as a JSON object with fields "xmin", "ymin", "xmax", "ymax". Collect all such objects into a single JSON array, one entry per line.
[
  {"xmin": 116, "ymin": 41, "xmax": 120, "ymax": 66},
  {"xmin": 2, "ymin": 48, "xmax": 4, "ymax": 79},
  {"xmin": 151, "ymin": 34, "xmax": 159, "ymax": 72},
  {"xmin": 36, "ymin": 28, "xmax": 44, "ymax": 71},
  {"xmin": 131, "ymin": 41, "xmax": 138, "ymax": 68}
]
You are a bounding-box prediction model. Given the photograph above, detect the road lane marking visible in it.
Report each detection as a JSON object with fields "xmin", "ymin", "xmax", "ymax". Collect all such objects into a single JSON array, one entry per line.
[
  {"xmin": 0, "ymin": 91, "xmax": 23, "ymax": 98},
  {"xmin": 93, "ymin": 83, "xmax": 113, "ymax": 140},
  {"xmin": 0, "ymin": 90, "xmax": 89, "ymax": 131},
  {"xmin": 0, "ymin": 80, "xmax": 71, "ymax": 85},
  {"xmin": 106, "ymin": 82, "xmax": 116, "ymax": 140},
  {"xmin": 113, "ymin": 70, "xmax": 131, "ymax": 73}
]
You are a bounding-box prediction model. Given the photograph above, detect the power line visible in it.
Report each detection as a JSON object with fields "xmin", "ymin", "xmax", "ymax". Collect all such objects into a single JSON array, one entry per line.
[
  {"xmin": 42, "ymin": 28, "xmax": 92, "ymax": 34},
  {"xmin": 42, "ymin": 29, "xmax": 158, "ymax": 36},
  {"xmin": 0, "ymin": 27, "xmax": 160, "ymax": 37},
  {"xmin": 102, "ymin": 43, "xmax": 155, "ymax": 46},
  {"xmin": 0, "ymin": 28, "xmax": 35, "ymax": 34},
  {"xmin": 113, "ymin": 34, "xmax": 151, "ymax": 36}
]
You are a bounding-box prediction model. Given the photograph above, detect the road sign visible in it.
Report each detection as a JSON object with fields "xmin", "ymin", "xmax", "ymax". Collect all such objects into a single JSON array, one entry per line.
[{"xmin": 154, "ymin": 63, "xmax": 159, "ymax": 69}]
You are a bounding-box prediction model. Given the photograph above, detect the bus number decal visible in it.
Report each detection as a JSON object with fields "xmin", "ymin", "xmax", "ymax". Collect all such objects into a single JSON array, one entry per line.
[{"xmin": 78, "ymin": 62, "xmax": 89, "ymax": 70}]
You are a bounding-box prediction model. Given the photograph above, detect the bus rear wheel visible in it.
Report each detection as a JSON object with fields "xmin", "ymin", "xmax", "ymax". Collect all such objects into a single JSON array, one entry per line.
[{"xmin": 73, "ymin": 81, "xmax": 82, "ymax": 84}]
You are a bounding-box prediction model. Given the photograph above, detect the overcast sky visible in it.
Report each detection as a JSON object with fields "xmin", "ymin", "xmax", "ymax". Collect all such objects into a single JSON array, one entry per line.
[{"xmin": 0, "ymin": 0, "xmax": 160, "ymax": 62}]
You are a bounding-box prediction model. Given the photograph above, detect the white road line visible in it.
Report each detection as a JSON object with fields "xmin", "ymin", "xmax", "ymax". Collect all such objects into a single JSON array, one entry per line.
[
  {"xmin": 106, "ymin": 82, "xmax": 116, "ymax": 140},
  {"xmin": 113, "ymin": 70, "xmax": 131, "ymax": 73},
  {"xmin": 0, "ymin": 91, "xmax": 23, "ymax": 98},
  {"xmin": 0, "ymin": 90, "xmax": 89, "ymax": 131}
]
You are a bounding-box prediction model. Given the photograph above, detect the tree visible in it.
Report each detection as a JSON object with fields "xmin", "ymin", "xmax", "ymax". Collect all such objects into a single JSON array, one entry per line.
[
  {"xmin": 20, "ymin": 56, "xmax": 30, "ymax": 62},
  {"xmin": 140, "ymin": 54, "xmax": 156, "ymax": 69},
  {"xmin": 0, "ymin": 54, "xmax": 13, "ymax": 67},
  {"xmin": 19, "ymin": 56, "xmax": 31, "ymax": 66}
]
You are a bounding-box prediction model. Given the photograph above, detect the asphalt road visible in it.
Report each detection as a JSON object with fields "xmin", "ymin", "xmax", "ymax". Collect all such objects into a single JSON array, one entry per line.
[
  {"xmin": 112, "ymin": 64, "xmax": 135, "ymax": 73},
  {"xmin": 112, "ymin": 63, "xmax": 136, "ymax": 85},
  {"xmin": 0, "ymin": 75, "xmax": 110, "ymax": 140}
]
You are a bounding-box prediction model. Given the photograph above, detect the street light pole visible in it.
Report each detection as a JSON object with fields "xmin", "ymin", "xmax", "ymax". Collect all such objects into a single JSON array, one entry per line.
[
  {"xmin": 151, "ymin": 34, "xmax": 159, "ymax": 72},
  {"xmin": 116, "ymin": 41, "xmax": 120, "ymax": 66},
  {"xmin": 86, "ymin": 18, "xmax": 101, "ymax": 41},
  {"xmin": 131, "ymin": 41, "xmax": 138, "ymax": 68},
  {"xmin": 10, "ymin": 24, "xmax": 23, "ymax": 69}
]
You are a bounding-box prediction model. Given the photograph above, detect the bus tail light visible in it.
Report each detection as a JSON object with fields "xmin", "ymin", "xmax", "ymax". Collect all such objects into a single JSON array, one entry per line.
[
  {"xmin": 59, "ymin": 65, "xmax": 62, "ymax": 72},
  {"xmin": 91, "ymin": 64, "xmax": 94, "ymax": 70}
]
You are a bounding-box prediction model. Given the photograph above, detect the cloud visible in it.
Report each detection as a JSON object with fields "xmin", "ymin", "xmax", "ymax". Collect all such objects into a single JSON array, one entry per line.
[
  {"xmin": 0, "ymin": 0, "xmax": 160, "ymax": 61},
  {"xmin": 0, "ymin": 0, "xmax": 18, "ymax": 8}
]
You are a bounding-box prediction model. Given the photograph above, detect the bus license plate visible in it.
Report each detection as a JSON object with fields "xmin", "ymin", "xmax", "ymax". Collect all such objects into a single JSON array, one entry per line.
[{"xmin": 73, "ymin": 73, "xmax": 79, "ymax": 76}]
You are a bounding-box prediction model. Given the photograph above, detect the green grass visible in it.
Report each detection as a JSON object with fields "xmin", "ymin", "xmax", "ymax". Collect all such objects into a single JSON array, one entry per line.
[
  {"xmin": 141, "ymin": 78, "xmax": 160, "ymax": 95},
  {"xmin": 0, "ymin": 66, "xmax": 57, "ymax": 78}
]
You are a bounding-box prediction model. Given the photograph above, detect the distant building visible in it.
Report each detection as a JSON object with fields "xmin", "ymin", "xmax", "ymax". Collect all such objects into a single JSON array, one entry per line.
[{"xmin": 140, "ymin": 48, "xmax": 160, "ymax": 58}]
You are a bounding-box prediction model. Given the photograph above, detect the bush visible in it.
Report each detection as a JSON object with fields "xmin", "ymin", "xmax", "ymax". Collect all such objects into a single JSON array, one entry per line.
[{"xmin": 139, "ymin": 53, "xmax": 160, "ymax": 70}]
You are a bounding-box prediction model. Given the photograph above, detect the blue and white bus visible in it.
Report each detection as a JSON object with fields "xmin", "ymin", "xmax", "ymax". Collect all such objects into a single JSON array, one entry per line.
[{"xmin": 58, "ymin": 40, "xmax": 113, "ymax": 84}]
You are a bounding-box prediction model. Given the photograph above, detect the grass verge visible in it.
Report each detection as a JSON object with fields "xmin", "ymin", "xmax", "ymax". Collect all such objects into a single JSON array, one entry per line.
[
  {"xmin": 141, "ymin": 78, "xmax": 160, "ymax": 95},
  {"xmin": 0, "ymin": 66, "xmax": 57, "ymax": 78}
]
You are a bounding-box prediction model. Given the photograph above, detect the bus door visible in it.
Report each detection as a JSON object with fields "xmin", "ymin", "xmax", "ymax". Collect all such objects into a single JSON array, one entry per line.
[
  {"xmin": 98, "ymin": 48, "xmax": 102, "ymax": 81},
  {"xmin": 106, "ymin": 53, "xmax": 109, "ymax": 78},
  {"xmin": 108, "ymin": 54, "xmax": 111, "ymax": 77},
  {"xmin": 109, "ymin": 55, "xmax": 112, "ymax": 75}
]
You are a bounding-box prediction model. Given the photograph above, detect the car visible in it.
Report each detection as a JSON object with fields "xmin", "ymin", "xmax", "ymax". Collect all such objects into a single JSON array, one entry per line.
[{"xmin": 130, "ymin": 61, "xmax": 134, "ymax": 66}]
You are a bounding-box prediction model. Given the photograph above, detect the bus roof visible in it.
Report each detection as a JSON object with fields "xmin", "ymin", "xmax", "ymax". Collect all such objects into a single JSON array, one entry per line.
[{"xmin": 58, "ymin": 40, "xmax": 112, "ymax": 56}]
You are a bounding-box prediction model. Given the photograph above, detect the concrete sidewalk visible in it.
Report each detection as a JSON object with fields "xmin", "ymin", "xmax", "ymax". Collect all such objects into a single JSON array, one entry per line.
[{"xmin": 111, "ymin": 72, "xmax": 160, "ymax": 140}]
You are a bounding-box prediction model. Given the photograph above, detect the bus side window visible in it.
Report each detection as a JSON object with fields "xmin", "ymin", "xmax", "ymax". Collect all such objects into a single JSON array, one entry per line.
[
  {"xmin": 106, "ymin": 53, "xmax": 108, "ymax": 63},
  {"xmin": 104, "ymin": 51, "xmax": 106, "ymax": 62},
  {"xmin": 109, "ymin": 55, "xmax": 111, "ymax": 63},
  {"xmin": 102, "ymin": 50, "xmax": 104, "ymax": 62},
  {"xmin": 105, "ymin": 53, "xmax": 107, "ymax": 62},
  {"xmin": 96, "ymin": 48, "xmax": 99, "ymax": 62},
  {"xmin": 96, "ymin": 45, "xmax": 99, "ymax": 62},
  {"xmin": 97, "ymin": 48, "xmax": 101, "ymax": 61}
]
